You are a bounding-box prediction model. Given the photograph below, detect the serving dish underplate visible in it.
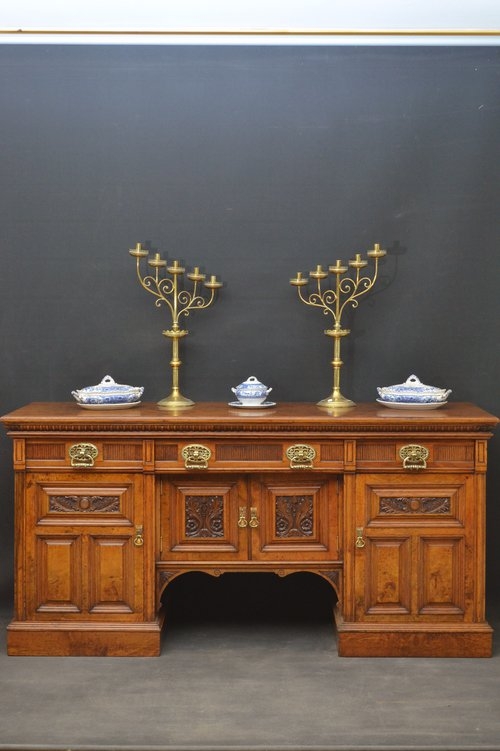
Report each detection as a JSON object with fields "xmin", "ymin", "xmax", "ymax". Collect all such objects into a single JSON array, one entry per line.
[
  {"xmin": 228, "ymin": 401, "xmax": 277, "ymax": 409},
  {"xmin": 376, "ymin": 399, "xmax": 448, "ymax": 410},
  {"xmin": 75, "ymin": 401, "xmax": 142, "ymax": 410}
]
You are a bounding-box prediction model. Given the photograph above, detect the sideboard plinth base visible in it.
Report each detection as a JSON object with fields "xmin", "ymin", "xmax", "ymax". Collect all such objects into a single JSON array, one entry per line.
[
  {"xmin": 335, "ymin": 611, "xmax": 493, "ymax": 658},
  {"xmin": 6, "ymin": 618, "xmax": 163, "ymax": 657}
]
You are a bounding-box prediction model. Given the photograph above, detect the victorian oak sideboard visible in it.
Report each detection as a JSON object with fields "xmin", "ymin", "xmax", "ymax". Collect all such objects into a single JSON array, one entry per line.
[{"xmin": 1, "ymin": 402, "xmax": 497, "ymax": 657}]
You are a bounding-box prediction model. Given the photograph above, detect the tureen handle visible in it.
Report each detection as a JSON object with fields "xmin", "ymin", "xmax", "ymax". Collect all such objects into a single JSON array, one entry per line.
[{"xmin": 406, "ymin": 375, "xmax": 421, "ymax": 384}]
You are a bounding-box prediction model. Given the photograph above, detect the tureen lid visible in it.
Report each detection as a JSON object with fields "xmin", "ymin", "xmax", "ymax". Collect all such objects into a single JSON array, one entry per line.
[
  {"xmin": 232, "ymin": 376, "xmax": 272, "ymax": 395},
  {"xmin": 236, "ymin": 376, "xmax": 266, "ymax": 388},
  {"xmin": 73, "ymin": 375, "xmax": 141, "ymax": 394},
  {"xmin": 379, "ymin": 375, "xmax": 447, "ymax": 393}
]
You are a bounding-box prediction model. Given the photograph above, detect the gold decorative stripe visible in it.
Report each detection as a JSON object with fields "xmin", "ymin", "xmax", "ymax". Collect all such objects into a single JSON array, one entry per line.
[{"xmin": 2, "ymin": 28, "xmax": 500, "ymax": 36}]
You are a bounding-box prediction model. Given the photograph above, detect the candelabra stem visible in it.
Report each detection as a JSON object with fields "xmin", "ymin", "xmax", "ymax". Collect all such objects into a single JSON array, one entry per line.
[
  {"xmin": 157, "ymin": 327, "xmax": 194, "ymax": 409},
  {"xmin": 317, "ymin": 326, "xmax": 355, "ymax": 408}
]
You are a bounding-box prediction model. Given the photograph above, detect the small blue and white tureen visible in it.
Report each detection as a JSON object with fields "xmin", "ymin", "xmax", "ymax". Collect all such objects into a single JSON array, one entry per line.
[
  {"xmin": 231, "ymin": 376, "xmax": 272, "ymax": 406},
  {"xmin": 377, "ymin": 374, "xmax": 451, "ymax": 404},
  {"xmin": 71, "ymin": 375, "xmax": 144, "ymax": 405}
]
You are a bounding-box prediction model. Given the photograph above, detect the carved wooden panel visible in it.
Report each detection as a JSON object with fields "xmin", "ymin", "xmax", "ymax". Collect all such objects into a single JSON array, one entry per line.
[
  {"xmin": 32, "ymin": 475, "xmax": 139, "ymax": 526},
  {"xmin": 88, "ymin": 536, "xmax": 136, "ymax": 613},
  {"xmin": 379, "ymin": 497, "xmax": 451, "ymax": 515},
  {"xmin": 251, "ymin": 476, "xmax": 339, "ymax": 561},
  {"xmin": 185, "ymin": 496, "xmax": 224, "ymax": 538},
  {"xmin": 160, "ymin": 476, "xmax": 246, "ymax": 560},
  {"xmin": 48, "ymin": 495, "xmax": 120, "ymax": 514},
  {"xmin": 34, "ymin": 536, "xmax": 82, "ymax": 613},
  {"xmin": 360, "ymin": 474, "xmax": 467, "ymax": 526},
  {"xmin": 417, "ymin": 537, "xmax": 465, "ymax": 614},
  {"xmin": 275, "ymin": 495, "xmax": 313, "ymax": 538},
  {"xmin": 364, "ymin": 537, "xmax": 412, "ymax": 615}
]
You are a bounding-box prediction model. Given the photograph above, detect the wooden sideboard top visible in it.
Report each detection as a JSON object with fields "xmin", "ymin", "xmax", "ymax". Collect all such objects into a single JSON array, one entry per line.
[{"xmin": 1, "ymin": 402, "xmax": 497, "ymax": 434}]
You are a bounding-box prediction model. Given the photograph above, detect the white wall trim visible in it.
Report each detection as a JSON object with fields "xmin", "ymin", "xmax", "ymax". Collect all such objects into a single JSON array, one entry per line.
[{"xmin": 1, "ymin": 1, "xmax": 500, "ymax": 45}]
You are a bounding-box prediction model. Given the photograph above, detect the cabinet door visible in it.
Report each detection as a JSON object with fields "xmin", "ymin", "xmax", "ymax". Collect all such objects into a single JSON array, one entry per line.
[
  {"xmin": 250, "ymin": 474, "xmax": 341, "ymax": 562},
  {"xmin": 24, "ymin": 472, "xmax": 145, "ymax": 621},
  {"xmin": 352, "ymin": 473, "xmax": 475, "ymax": 622},
  {"xmin": 159, "ymin": 475, "xmax": 248, "ymax": 561}
]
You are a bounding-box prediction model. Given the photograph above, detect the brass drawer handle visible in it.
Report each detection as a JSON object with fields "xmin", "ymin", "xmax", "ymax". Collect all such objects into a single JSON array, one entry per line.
[
  {"xmin": 400, "ymin": 444, "xmax": 429, "ymax": 470},
  {"xmin": 249, "ymin": 507, "xmax": 260, "ymax": 528},
  {"xmin": 181, "ymin": 444, "xmax": 211, "ymax": 470},
  {"xmin": 355, "ymin": 527, "xmax": 366, "ymax": 549},
  {"xmin": 237, "ymin": 507, "xmax": 248, "ymax": 528},
  {"xmin": 69, "ymin": 443, "xmax": 98, "ymax": 468},
  {"xmin": 286, "ymin": 444, "xmax": 316, "ymax": 469},
  {"xmin": 133, "ymin": 525, "xmax": 144, "ymax": 547}
]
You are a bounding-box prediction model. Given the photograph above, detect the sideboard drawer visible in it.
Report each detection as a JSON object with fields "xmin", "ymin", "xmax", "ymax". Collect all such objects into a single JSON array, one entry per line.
[
  {"xmin": 356, "ymin": 440, "xmax": 475, "ymax": 471},
  {"xmin": 155, "ymin": 439, "xmax": 345, "ymax": 471},
  {"xmin": 24, "ymin": 439, "xmax": 145, "ymax": 470}
]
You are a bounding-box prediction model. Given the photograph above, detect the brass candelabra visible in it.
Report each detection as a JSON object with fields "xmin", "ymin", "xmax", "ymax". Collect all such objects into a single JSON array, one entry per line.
[
  {"xmin": 290, "ymin": 243, "xmax": 386, "ymax": 408},
  {"xmin": 129, "ymin": 242, "xmax": 222, "ymax": 409}
]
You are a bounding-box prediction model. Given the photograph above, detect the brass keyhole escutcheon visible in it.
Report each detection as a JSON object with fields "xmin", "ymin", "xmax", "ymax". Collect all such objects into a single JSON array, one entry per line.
[
  {"xmin": 133, "ymin": 526, "xmax": 144, "ymax": 547},
  {"xmin": 399, "ymin": 444, "xmax": 429, "ymax": 470}
]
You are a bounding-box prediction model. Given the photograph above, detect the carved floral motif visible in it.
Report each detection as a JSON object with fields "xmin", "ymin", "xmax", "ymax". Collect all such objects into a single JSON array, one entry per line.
[
  {"xmin": 185, "ymin": 496, "xmax": 224, "ymax": 538},
  {"xmin": 379, "ymin": 497, "xmax": 451, "ymax": 514},
  {"xmin": 48, "ymin": 495, "xmax": 120, "ymax": 513},
  {"xmin": 275, "ymin": 495, "xmax": 313, "ymax": 537}
]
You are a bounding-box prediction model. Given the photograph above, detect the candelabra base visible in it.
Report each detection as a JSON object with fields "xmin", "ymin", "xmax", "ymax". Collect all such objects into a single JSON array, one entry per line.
[
  {"xmin": 317, "ymin": 393, "xmax": 356, "ymax": 408},
  {"xmin": 157, "ymin": 393, "xmax": 195, "ymax": 409}
]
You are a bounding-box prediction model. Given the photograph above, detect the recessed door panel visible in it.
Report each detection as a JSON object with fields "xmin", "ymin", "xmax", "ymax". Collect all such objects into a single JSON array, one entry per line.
[
  {"xmin": 418, "ymin": 537, "xmax": 465, "ymax": 615},
  {"xmin": 250, "ymin": 475, "xmax": 340, "ymax": 561},
  {"xmin": 160, "ymin": 476, "xmax": 247, "ymax": 560},
  {"xmin": 33, "ymin": 535, "xmax": 83, "ymax": 614},
  {"xmin": 364, "ymin": 536, "xmax": 412, "ymax": 615},
  {"xmin": 88, "ymin": 536, "xmax": 138, "ymax": 613}
]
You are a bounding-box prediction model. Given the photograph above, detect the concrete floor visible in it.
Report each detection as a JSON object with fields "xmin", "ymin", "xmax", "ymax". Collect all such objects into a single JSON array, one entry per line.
[{"xmin": 1, "ymin": 577, "xmax": 500, "ymax": 751}]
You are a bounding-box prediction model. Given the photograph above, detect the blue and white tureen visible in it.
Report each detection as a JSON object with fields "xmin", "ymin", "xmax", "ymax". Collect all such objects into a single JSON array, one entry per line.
[
  {"xmin": 71, "ymin": 375, "xmax": 144, "ymax": 405},
  {"xmin": 231, "ymin": 376, "xmax": 272, "ymax": 406},
  {"xmin": 377, "ymin": 374, "xmax": 451, "ymax": 404}
]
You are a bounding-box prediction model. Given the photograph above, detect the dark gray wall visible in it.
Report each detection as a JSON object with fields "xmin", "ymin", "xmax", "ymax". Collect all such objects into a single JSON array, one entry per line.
[{"xmin": 0, "ymin": 45, "xmax": 499, "ymax": 606}]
